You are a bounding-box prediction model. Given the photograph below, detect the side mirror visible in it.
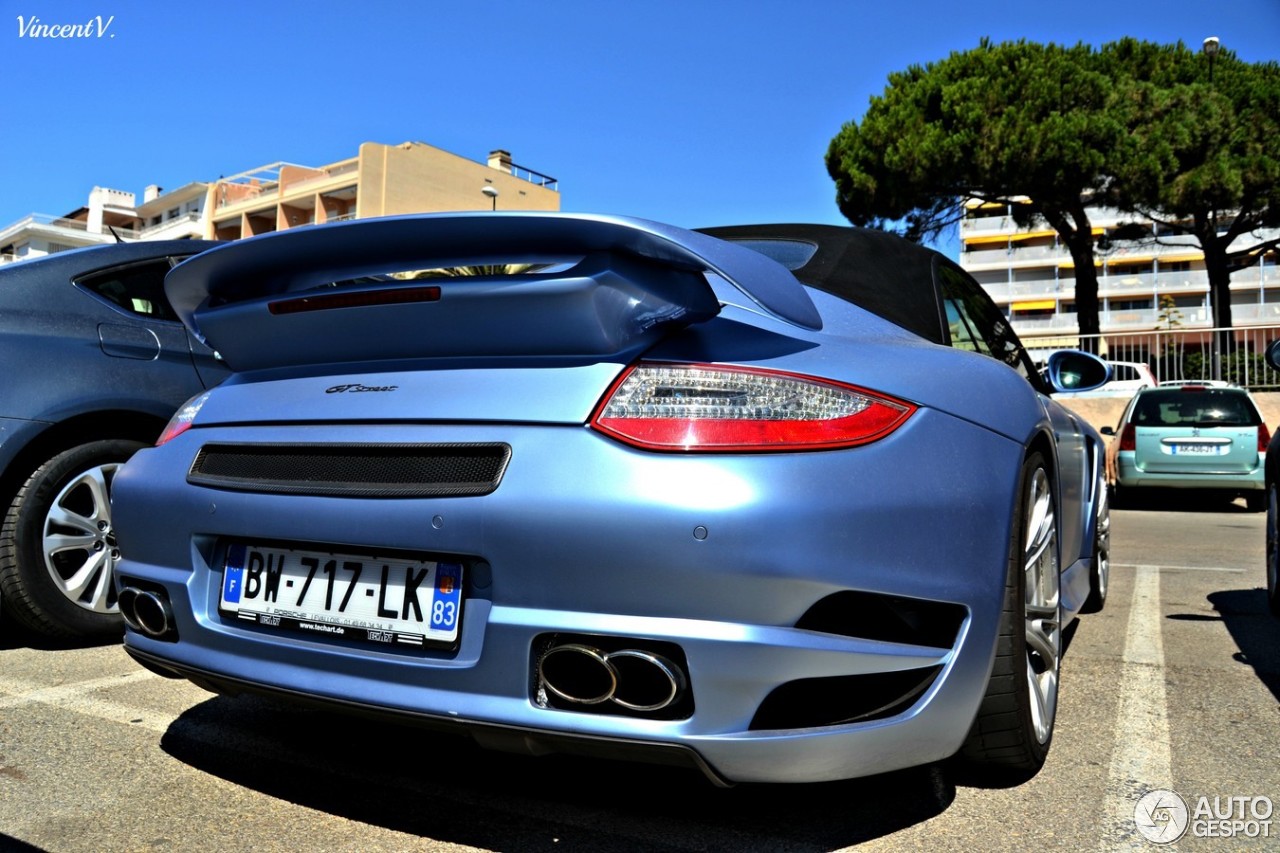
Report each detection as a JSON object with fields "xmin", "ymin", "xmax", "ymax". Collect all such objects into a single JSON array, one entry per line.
[
  {"xmin": 1266, "ymin": 340, "xmax": 1280, "ymax": 371},
  {"xmin": 1100, "ymin": 426, "xmax": 1115, "ymax": 436},
  {"xmin": 1044, "ymin": 350, "xmax": 1111, "ymax": 393}
]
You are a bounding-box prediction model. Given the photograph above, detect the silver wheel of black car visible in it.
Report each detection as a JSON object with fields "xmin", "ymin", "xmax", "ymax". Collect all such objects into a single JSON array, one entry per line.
[
  {"xmin": 1084, "ymin": 482, "xmax": 1109, "ymax": 613},
  {"xmin": 0, "ymin": 439, "xmax": 144, "ymax": 640},
  {"xmin": 1267, "ymin": 483, "xmax": 1280, "ymax": 617},
  {"xmin": 961, "ymin": 452, "xmax": 1060, "ymax": 777}
]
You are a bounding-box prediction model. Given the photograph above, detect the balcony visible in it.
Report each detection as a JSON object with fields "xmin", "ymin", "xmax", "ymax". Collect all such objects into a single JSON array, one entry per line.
[
  {"xmin": 138, "ymin": 212, "xmax": 203, "ymax": 239},
  {"xmin": 983, "ymin": 266, "xmax": 1280, "ymax": 308},
  {"xmin": 964, "ymin": 243, "xmax": 1064, "ymax": 267},
  {"xmin": 0, "ymin": 213, "xmax": 140, "ymax": 245}
]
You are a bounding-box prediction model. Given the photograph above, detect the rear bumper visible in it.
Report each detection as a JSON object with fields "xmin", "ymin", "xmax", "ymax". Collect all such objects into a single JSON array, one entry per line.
[
  {"xmin": 114, "ymin": 410, "xmax": 1025, "ymax": 784},
  {"xmin": 126, "ymin": 645, "xmax": 735, "ymax": 785},
  {"xmin": 1116, "ymin": 453, "xmax": 1264, "ymax": 491}
]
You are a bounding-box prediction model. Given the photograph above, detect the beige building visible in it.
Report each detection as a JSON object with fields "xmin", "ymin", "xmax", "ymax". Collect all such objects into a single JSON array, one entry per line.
[
  {"xmin": 0, "ymin": 141, "xmax": 559, "ymax": 265},
  {"xmin": 207, "ymin": 142, "xmax": 559, "ymax": 241}
]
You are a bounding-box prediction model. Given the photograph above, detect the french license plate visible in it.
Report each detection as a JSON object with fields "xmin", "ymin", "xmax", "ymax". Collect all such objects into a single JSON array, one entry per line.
[
  {"xmin": 219, "ymin": 543, "xmax": 462, "ymax": 648},
  {"xmin": 1170, "ymin": 443, "xmax": 1226, "ymax": 456}
]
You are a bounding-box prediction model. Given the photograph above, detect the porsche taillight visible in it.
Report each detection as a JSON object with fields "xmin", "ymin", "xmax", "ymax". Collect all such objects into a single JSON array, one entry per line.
[
  {"xmin": 1119, "ymin": 424, "xmax": 1137, "ymax": 452},
  {"xmin": 589, "ymin": 363, "xmax": 916, "ymax": 452},
  {"xmin": 156, "ymin": 392, "xmax": 210, "ymax": 446}
]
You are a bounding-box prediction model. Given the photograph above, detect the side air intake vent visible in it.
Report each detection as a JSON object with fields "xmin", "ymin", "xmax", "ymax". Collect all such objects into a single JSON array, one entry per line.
[
  {"xmin": 750, "ymin": 667, "xmax": 943, "ymax": 730},
  {"xmin": 795, "ymin": 591, "xmax": 966, "ymax": 650},
  {"xmin": 188, "ymin": 442, "xmax": 511, "ymax": 498}
]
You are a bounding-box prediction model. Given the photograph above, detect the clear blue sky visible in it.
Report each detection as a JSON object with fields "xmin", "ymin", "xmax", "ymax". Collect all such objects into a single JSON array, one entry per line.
[{"xmin": 3, "ymin": 0, "xmax": 1277, "ymax": 258}]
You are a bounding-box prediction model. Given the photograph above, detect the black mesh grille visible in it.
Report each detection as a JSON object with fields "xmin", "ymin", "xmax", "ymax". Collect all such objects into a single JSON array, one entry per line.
[
  {"xmin": 749, "ymin": 666, "xmax": 943, "ymax": 730},
  {"xmin": 794, "ymin": 591, "xmax": 967, "ymax": 649},
  {"xmin": 188, "ymin": 443, "xmax": 511, "ymax": 498}
]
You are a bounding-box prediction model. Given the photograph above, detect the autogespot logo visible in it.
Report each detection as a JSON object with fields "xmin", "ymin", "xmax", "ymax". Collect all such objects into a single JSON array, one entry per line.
[
  {"xmin": 1135, "ymin": 790, "xmax": 1190, "ymax": 844},
  {"xmin": 1135, "ymin": 790, "xmax": 1275, "ymax": 843}
]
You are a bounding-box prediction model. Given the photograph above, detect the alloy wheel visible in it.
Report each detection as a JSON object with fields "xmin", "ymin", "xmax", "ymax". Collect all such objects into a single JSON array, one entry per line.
[
  {"xmin": 41, "ymin": 462, "xmax": 121, "ymax": 614},
  {"xmin": 1096, "ymin": 483, "xmax": 1110, "ymax": 602},
  {"xmin": 1022, "ymin": 466, "xmax": 1060, "ymax": 745}
]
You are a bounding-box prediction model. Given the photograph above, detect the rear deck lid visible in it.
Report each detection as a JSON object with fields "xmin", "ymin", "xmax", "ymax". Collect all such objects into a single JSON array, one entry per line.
[{"xmin": 165, "ymin": 213, "xmax": 821, "ymax": 373}]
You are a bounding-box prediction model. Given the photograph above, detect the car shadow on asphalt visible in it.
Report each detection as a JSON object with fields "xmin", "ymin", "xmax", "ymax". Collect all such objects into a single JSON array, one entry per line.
[
  {"xmin": 160, "ymin": 693, "xmax": 958, "ymax": 851},
  {"xmin": 1201, "ymin": 588, "xmax": 1280, "ymax": 705},
  {"xmin": 1114, "ymin": 490, "xmax": 1262, "ymax": 514},
  {"xmin": 0, "ymin": 622, "xmax": 121, "ymax": 652},
  {"xmin": 0, "ymin": 833, "xmax": 44, "ymax": 852}
]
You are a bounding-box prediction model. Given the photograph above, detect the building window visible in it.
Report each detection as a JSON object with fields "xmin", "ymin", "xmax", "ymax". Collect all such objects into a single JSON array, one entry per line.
[{"xmin": 1108, "ymin": 299, "xmax": 1154, "ymax": 311}]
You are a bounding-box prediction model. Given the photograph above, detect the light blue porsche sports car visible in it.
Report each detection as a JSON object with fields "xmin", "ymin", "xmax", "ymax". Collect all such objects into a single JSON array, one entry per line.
[{"xmin": 111, "ymin": 213, "xmax": 1111, "ymax": 785}]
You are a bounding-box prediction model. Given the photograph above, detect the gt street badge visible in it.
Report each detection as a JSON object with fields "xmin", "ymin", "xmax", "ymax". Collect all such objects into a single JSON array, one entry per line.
[{"xmin": 326, "ymin": 384, "xmax": 399, "ymax": 393}]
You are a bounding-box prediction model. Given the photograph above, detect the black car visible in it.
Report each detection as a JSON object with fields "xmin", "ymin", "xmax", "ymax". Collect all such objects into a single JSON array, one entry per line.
[
  {"xmin": 1264, "ymin": 342, "xmax": 1280, "ymax": 617},
  {"xmin": 0, "ymin": 240, "xmax": 228, "ymax": 640}
]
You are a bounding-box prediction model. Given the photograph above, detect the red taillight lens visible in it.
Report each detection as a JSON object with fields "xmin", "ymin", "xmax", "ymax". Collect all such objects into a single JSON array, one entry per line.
[
  {"xmin": 156, "ymin": 392, "xmax": 210, "ymax": 446},
  {"xmin": 590, "ymin": 363, "xmax": 916, "ymax": 452},
  {"xmin": 1259, "ymin": 423, "xmax": 1271, "ymax": 454},
  {"xmin": 1119, "ymin": 423, "xmax": 1136, "ymax": 452}
]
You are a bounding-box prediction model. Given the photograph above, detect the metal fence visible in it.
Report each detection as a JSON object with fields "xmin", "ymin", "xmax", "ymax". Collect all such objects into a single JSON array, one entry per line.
[{"xmin": 1026, "ymin": 324, "xmax": 1280, "ymax": 389}]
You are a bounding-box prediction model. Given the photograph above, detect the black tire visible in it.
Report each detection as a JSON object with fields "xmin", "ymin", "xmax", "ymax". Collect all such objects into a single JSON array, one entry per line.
[
  {"xmin": 1266, "ymin": 483, "xmax": 1280, "ymax": 618},
  {"xmin": 960, "ymin": 452, "xmax": 1060, "ymax": 779},
  {"xmin": 0, "ymin": 439, "xmax": 146, "ymax": 640},
  {"xmin": 1083, "ymin": 483, "xmax": 1109, "ymax": 614}
]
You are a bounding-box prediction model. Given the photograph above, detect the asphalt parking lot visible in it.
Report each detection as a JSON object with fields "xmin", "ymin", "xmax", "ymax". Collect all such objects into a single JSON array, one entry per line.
[{"xmin": 1, "ymin": 498, "xmax": 1276, "ymax": 852}]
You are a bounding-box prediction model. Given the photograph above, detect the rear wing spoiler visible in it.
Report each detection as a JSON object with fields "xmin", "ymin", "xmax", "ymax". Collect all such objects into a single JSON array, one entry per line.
[{"xmin": 166, "ymin": 213, "xmax": 822, "ymax": 372}]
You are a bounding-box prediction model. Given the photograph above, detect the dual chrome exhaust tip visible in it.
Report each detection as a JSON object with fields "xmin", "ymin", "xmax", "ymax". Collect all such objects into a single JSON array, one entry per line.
[
  {"xmin": 538, "ymin": 643, "xmax": 688, "ymax": 713},
  {"xmin": 117, "ymin": 586, "xmax": 175, "ymax": 639}
]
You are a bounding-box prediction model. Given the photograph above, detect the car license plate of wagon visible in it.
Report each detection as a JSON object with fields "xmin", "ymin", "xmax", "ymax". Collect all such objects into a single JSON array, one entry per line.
[
  {"xmin": 1169, "ymin": 443, "xmax": 1227, "ymax": 456},
  {"xmin": 219, "ymin": 543, "xmax": 462, "ymax": 648}
]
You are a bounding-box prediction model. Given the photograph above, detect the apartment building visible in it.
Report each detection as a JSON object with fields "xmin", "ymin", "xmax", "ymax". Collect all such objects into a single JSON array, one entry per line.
[
  {"xmin": 207, "ymin": 142, "xmax": 558, "ymax": 241},
  {"xmin": 0, "ymin": 184, "xmax": 204, "ymax": 263},
  {"xmin": 0, "ymin": 142, "xmax": 559, "ymax": 264},
  {"xmin": 960, "ymin": 200, "xmax": 1280, "ymax": 353}
]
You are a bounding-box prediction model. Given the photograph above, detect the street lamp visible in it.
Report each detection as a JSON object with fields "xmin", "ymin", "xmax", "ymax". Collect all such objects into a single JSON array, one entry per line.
[
  {"xmin": 1202, "ymin": 36, "xmax": 1220, "ymax": 80},
  {"xmin": 481, "ymin": 185, "xmax": 499, "ymax": 211}
]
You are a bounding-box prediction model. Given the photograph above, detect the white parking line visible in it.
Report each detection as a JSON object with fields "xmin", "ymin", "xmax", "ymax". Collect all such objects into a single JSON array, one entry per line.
[
  {"xmin": 1099, "ymin": 565, "xmax": 1172, "ymax": 850},
  {"xmin": 1113, "ymin": 563, "xmax": 1245, "ymax": 574},
  {"xmin": 0, "ymin": 670, "xmax": 174, "ymax": 733}
]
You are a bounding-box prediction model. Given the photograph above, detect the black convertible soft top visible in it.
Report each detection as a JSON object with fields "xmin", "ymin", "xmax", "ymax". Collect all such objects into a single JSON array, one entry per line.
[{"xmin": 697, "ymin": 224, "xmax": 950, "ymax": 345}]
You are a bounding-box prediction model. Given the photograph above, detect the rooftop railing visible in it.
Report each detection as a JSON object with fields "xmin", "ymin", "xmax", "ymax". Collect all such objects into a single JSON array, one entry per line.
[{"xmin": 508, "ymin": 162, "xmax": 558, "ymax": 190}]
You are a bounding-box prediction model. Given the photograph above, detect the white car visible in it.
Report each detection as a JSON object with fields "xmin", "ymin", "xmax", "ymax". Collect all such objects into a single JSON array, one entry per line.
[
  {"xmin": 1103, "ymin": 361, "xmax": 1157, "ymax": 392},
  {"xmin": 1159, "ymin": 379, "xmax": 1237, "ymax": 388}
]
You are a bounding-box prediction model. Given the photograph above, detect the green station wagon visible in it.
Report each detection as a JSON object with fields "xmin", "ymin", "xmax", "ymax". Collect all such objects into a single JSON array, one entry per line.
[{"xmin": 1106, "ymin": 385, "xmax": 1270, "ymax": 510}]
